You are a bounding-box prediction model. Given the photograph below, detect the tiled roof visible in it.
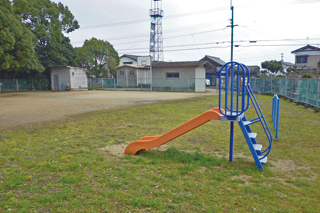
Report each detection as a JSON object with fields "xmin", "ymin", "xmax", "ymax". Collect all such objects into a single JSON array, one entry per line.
[
  {"xmin": 200, "ymin": 55, "xmax": 226, "ymax": 66},
  {"xmin": 291, "ymin": 45, "xmax": 320, "ymax": 53}
]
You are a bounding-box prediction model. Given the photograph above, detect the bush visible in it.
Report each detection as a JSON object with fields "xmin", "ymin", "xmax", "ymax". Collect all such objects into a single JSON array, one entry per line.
[{"xmin": 301, "ymin": 73, "xmax": 312, "ymax": 78}]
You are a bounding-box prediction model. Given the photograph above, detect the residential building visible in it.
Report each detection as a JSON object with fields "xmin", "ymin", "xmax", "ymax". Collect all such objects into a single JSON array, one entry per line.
[
  {"xmin": 291, "ymin": 45, "xmax": 320, "ymax": 74},
  {"xmin": 200, "ymin": 55, "xmax": 226, "ymax": 86}
]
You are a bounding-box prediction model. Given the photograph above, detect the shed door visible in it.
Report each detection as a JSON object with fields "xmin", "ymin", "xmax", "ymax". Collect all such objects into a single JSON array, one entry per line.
[{"xmin": 54, "ymin": 75, "xmax": 59, "ymax": 91}]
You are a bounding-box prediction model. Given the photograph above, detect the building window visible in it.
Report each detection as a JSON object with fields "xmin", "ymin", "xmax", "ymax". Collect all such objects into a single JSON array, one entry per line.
[
  {"xmin": 123, "ymin": 62, "xmax": 133, "ymax": 65},
  {"xmin": 296, "ymin": 56, "xmax": 308, "ymax": 64},
  {"xmin": 120, "ymin": 71, "xmax": 124, "ymax": 75},
  {"xmin": 166, "ymin": 72, "xmax": 179, "ymax": 78},
  {"xmin": 129, "ymin": 70, "xmax": 135, "ymax": 75}
]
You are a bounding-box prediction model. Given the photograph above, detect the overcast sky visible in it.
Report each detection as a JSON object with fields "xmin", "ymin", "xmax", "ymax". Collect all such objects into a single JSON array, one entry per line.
[{"xmin": 52, "ymin": 0, "xmax": 320, "ymax": 66}]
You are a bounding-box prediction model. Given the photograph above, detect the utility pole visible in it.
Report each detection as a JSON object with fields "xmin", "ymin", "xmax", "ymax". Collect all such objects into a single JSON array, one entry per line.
[{"xmin": 227, "ymin": 1, "xmax": 238, "ymax": 163}]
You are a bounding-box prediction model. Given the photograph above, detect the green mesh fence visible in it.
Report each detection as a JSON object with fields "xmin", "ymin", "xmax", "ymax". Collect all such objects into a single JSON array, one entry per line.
[
  {"xmin": 88, "ymin": 78, "xmax": 206, "ymax": 92},
  {"xmin": 0, "ymin": 79, "xmax": 49, "ymax": 92},
  {"xmin": 251, "ymin": 78, "xmax": 320, "ymax": 107}
]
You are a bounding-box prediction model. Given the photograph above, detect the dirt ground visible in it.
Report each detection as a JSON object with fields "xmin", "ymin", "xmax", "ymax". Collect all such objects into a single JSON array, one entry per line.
[{"xmin": 0, "ymin": 89, "xmax": 218, "ymax": 130}]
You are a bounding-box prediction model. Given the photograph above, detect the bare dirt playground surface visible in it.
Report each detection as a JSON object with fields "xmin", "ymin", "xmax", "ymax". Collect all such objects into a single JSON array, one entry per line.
[{"xmin": 0, "ymin": 90, "xmax": 216, "ymax": 130}]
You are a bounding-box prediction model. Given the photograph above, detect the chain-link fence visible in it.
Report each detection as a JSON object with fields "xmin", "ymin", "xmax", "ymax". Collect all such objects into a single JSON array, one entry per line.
[
  {"xmin": 0, "ymin": 79, "xmax": 49, "ymax": 92},
  {"xmin": 88, "ymin": 78, "xmax": 206, "ymax": 92},
  {"xmin": 250, "ymin": 78, "xmax": 320, "ymax": 107}
]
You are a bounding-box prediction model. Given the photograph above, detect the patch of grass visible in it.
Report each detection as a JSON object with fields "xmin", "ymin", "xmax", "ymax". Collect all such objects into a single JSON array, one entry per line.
[{"xmin": 0, "ymin": 94, "xmax": 319, "ymax": 212}]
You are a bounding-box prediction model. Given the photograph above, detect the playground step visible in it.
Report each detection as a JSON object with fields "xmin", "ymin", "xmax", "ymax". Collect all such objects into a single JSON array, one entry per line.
[
  {"xmin": 243, "ymin": 121, "xmax": 252, "ymax": 126},
  {"xmin": 220, "ymin": 113, "xmax": 244, "ymax": 122},
  {"xmin": 258, "ymin": 156, "xmax": 268, "ymax": 164},
  {"xmin": 253, "ymin": 144, "xmax": 262, "ymax": 151},
  {"xmin": 248, "ymin": 133, "xmax": 257, "ymax": 138}
]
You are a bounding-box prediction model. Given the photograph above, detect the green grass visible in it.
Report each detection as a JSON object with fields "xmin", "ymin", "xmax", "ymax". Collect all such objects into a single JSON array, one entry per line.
[{"xmin": 0, "ymin": 94, "xmax": 320, "ymax": 212}]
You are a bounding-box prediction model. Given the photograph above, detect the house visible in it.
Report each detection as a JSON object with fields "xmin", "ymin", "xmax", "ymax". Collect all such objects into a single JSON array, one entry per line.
[
  {"xmin": 200, "ymin": 55, "xmax": 226, "ymax": 86},
  {"xmin": 51, "ymin": 65, "xmax": 88, "ymax": 91},
  {"xmin": 152, "ymin": 61, "xmax": 209, "ymax": 92},
  {"xmin": 119, "ymin": 54, "xmax": 151, "ymax": 66},
  {"xmin": 116, "ymin": 59, "xmax": 210, "ymax": 92},
  {"xmin": 291, "ymin": 45, "xmax": 320, "ymax": 74}
]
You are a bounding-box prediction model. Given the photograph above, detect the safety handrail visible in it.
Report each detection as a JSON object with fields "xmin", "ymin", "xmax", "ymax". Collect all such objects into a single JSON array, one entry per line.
[
  {"xmin": 218, "ymin": 62, "xmax": 250, "ymax": 118},
  {"xmin": 246, "ymin": 85, "xmax": 273, "ymax": 159}
]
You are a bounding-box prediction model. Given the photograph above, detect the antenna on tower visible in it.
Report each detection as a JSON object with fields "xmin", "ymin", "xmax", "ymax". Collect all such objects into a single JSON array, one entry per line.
[{"xmin": 149, "ymin": 0, "xmax": 164, "ymax": 62}]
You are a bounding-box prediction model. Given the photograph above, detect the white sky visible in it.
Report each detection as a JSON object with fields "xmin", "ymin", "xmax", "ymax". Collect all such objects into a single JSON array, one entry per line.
[{"xmin": 52, "ymin": 0, "xmax": 320, "ymax": 66}]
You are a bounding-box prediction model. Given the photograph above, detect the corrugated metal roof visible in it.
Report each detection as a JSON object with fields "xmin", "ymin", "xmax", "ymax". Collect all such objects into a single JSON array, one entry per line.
[
  {"xmin": 152, "ymin": 61, "xmax": 209, "ymax": 68},
  {"xmin": 51, "ymin": 65, "xmax": 87, "ymax": 70},
  {"xmin": 117, "ymin": 64, "xmax": 149, "ymax": 69}
]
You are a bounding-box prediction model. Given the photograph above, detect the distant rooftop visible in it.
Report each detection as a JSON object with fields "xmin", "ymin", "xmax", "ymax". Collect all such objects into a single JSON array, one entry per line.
[
  {"xmin": 152, "ymin": 61, "xmax": 210, "ymax": 68},
  {"xmin": 291, "ymin": 45, "xmax": 320, "ymax": 53},
  {"xmin": 200, "ymin": 55, "xmax": 226, "ymax": 66}
]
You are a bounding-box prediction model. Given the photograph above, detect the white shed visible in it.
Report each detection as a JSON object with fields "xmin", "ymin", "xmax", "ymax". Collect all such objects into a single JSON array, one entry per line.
[{"xmin": 51, "ymin": 65, "xmax": 88, "ymax": 91}]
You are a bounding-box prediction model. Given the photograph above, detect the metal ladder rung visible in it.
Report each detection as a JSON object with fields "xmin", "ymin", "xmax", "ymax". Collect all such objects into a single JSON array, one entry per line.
[
  {"xmin": 258, "ymin": 156, "xmax": 268, "ymax": 164},
  {"xmin": 248, "ymin": 133, "xmax": 257, "ymax": 138},
  {"xmin": 253, "ymin": 144, "xmax": 262, "ymax": 151},
  {"xmin": 243, "ymin": 121, "xmax": 252, "ymax": 126}
]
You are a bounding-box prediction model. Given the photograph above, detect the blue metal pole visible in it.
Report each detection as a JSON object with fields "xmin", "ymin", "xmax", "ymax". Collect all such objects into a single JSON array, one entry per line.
[
  {"xmin": 272, "ymin": 94, "xmax": 275, "ymax": 122},
  {"xmin": 275, "ymin": 98, "xmax": 280, "ymax": 139},
  {"xmin": 229, "ymin": 121, "xmax": 234, "ymax": 162},
  {"xmin": 273, "ymin": 95, "xmax": 277, "ymax": 129}
]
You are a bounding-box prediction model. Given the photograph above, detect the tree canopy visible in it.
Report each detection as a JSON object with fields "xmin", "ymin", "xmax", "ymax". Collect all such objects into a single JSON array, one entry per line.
[
  {"xmin": 261, "ymin": 60, "xmax": 283, "ymax": 74},
  {"xmin": 0, "ymin": 0, "xmax": 44, "ymax": 78},
  {"xmin": 12, "ymin": 0, "xmax": 79, "ymax": 75},
  {"xmin": 75, "ymin": 38, "xmax": 119, "ymax": 78}
]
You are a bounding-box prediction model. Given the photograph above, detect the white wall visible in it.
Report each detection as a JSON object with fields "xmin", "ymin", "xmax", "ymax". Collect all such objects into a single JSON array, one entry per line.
[
  {"xmin": 70, "ymin": 68, "xmax": 88, "ymax": 89},
  {"xmin": 51, "ymin": 68, "xmax": 71, "ymax": 91},
  {"xmin": 120, "ymin": 57, "xmax": 137, "ymax": 66},
  {"xmin": 195, "ymin": 67, "xmax": 206, "ymax": 92},
  {"xmin": 137, "ymin": 56, "xmax": 151, "ymax": 66}
]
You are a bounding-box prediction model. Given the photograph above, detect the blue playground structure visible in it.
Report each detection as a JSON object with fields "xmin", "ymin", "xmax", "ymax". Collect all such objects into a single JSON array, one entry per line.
[
  {"xmin": 217, "ymin": 62, "xmax": 273, "ymax": 170},
  {"xmin": 272, "ymin": 94, "xmax": 280, "ymax": 139}
]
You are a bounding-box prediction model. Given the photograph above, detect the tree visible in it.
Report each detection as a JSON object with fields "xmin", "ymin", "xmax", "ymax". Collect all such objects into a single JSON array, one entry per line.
[
  {"xmin": 261, "ymin": 60, "xmax": 283, "ymax": 75},
  {"xmin": 0, "ymin": 0, "xmax": 44, "ymax": 78},
  {"xmin": 75, "ymin": 38, "xmax": 119, "ymax": 77},
  {"xmin": 13, "ymin": 0, "xmax": 79, "ymax": 74}
]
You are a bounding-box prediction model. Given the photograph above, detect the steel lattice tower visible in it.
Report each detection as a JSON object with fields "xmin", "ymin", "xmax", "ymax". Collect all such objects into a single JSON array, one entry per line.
[{"xmin": 149, "ymin": 0, "xmax": 164, "ymax": 61}]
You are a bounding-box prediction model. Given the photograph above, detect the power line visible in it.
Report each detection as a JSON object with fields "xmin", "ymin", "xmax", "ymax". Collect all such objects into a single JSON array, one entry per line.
[
  {"xmin": 78, "ymin": 6, "xmax": 230, "ymax": 30},
  {"xmin": 118, "ymin": 43, "xmax": 320, "ymax": 55}
]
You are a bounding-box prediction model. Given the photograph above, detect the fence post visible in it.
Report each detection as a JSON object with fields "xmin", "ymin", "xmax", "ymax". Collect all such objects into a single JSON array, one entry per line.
[
  {"xmin": 101, "ymin": 78, "xmax": 103, "ymax": 89},
  {"xmin": 16, "ymin": 79, "xmax": 19, "ymax": 91},
  {"xmin": 306, "ymin": 79, "xmax": 309, "ymax": 104},
  {"xmin": 114, "ymin": 78, "xmax": 116, "ymax": 91},
  {"xmin": 317, "ymin": 79, "xmax": 320, "ymax": 107},
  {"xmin": 297, "ymin": 79, "xmax": 300, "ymax": 101},
  {"xmin": 270, "ymin": 78, "xmax": 272, "ymax": 93},
  {"xmin": 32, "ymin": 81, "xmax": 34, "ymax": 91},
  {"xmin": 188, "ymin": 78, "xmax": 189, "ymax": 92}
]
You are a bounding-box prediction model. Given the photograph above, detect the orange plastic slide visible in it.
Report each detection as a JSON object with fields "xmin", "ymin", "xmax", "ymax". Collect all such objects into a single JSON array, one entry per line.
[{"xmin": 124, "ymin": 107, "xmax": 222, "ymax": 155}]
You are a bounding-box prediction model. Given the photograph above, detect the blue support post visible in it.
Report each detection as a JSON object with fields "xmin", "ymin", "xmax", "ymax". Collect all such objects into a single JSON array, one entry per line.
[
  {"xmin": 275, "ymin": 98, "xmax": 280, "ymax": 139},
  {"xmin": 229, "ymin": 122, "xmax": 234, "ymax": 162},
  {"xmin": 272, "ymin": 95, "xmax": 275, "ymax": 122}
]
